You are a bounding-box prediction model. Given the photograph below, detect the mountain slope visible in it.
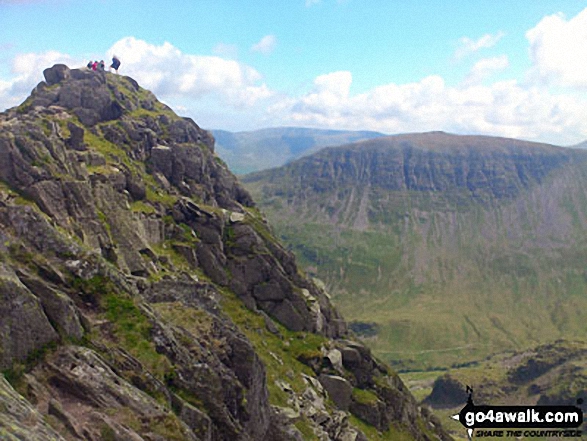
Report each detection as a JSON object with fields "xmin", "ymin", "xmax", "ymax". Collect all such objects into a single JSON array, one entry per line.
[
  {"xmin": 0, "ymin": 65, "xmax": 451, "ymax": 440},
  {"xmin": 243, "ymin": 132, "xmax": 587, "ymax": 370},
  {"xmin": 213, "ymin": 127, "xmax": 386, "ymax": 174}
]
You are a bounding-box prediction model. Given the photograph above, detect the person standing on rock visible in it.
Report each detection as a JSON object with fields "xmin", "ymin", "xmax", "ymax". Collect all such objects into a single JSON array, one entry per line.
[
  {"xmin": 99, "ymin": 60, "xmax": 105, "ymax": 71},
  {"xmin": 110, "ymin": 56, "xmax": 121, "ymax": 74}
]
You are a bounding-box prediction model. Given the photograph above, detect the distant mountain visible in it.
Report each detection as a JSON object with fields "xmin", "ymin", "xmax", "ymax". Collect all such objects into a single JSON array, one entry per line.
[
  {"xmin": 243, "ymin": 132, "xmax": 587, "ymax": 370},
  {"xmin": 571, "ymin": 140, "xmax": 587, "ymax": 149},
  {"xmin": 213, "ymin": 127, "xmax": 386, "ymax": 174}
]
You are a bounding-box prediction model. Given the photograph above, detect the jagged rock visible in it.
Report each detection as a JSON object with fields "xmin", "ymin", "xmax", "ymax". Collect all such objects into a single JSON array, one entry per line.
[
  {"xmin": 0, "ymin": 264, "xmax": 59, "ymax": 370},
  {"xmin": 43, "ymin": 64, "xmax": 71, "ymax": 86},
  {"xmin": 229, "ymin": 211, "xmax": 245, "ymax": 223},
  {"xmin": 17, "ymin": 271, "xmax": 84, "ymax": 340},
  {"xmin": 319, "ymin": 374, "xmax": 353, "ymax": 411},
  {"xmin": 325, "ymin": 348, "xmax": 344, "ymax": 373},
  {"xmin": 264, "ymin": 299, "xmax": 307, "ymax": 332},
  {"xmin": 337, "ymin": 340, "xmax": 375, "ymax": 387},
  {"xmin": 37, "ymin": 346, "xmax": 198, "ymax": 440},
  {"xmin": 178, "ymin": 401, "xmax": 213, "ymax": 441},
  {"xmin": 65, "ymin": 121, "xmax": 85, "ymax": 151},
  {"xmin": 0, "ymin": 65, "xmax": 452, "ymax": 441},
  {"xmin": 349, "ymin": 399, "xmax": 386, "ymax": 431},
  {"xmin": 0, "ymin": 375, "xmax": 66, "ymax": 441},
  {"xmin": 125, "ymin": 172, "xmax": 146, "ymax": 200},
  {"xmin": 423, "ymin": 374, "xmax": 467, "ymax": 408}
]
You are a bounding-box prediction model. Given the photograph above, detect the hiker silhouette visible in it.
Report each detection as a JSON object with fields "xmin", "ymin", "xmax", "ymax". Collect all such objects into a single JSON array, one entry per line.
[{"xmin": 110, "ymin": 56, "xmax": 121, "ymax": 73}]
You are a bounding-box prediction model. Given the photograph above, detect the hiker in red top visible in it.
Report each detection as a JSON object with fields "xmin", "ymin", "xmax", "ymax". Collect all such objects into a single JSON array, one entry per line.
[{"xmin": 92, "ymin": 61, "xmax": 98, "ymax": 71}]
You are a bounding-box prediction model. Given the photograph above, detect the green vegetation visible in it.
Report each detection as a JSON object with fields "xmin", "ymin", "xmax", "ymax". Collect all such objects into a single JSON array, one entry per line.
[
  {"xmin": 352, "ymin": 387, "xmax": 379, "ymax": 405},
  {"xmin": 220, "ymin": 288, "xmax": 326, "ymax": 408},
  {"xmin": 2, "ymin": 341, "xmax": 59, "ymax": 393},
  {"xmin": 349, "ymin": 415, "xmax": 410, "ymax": 441},
  {"xmin": 130, "ymin": 200, "xmax": 156, "ymax": 214},
  {"xmin": 100, "ymin": 293, "xmax": 173, "ymax": 380}
]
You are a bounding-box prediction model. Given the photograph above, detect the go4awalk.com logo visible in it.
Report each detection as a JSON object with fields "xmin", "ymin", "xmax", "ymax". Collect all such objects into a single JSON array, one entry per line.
[{"xmin": 452, "ymin": 387, "xmax": 584, "ymax": 439}]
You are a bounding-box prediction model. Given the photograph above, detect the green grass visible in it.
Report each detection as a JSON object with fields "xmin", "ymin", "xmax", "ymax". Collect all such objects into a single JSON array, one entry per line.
[
  {"xmin": 352, "ymin": 387, "xmax": 379, "ymax": 405},
  {"xmin": 130, "ymin": 200, "xmax": 156, "ymax": 214},
  {"xmin": 219, "ymin": 288, "xmax": 325, "ymax": 408},
  {"xmin": 97, "ymin": 289, "xmax": 173, "ymax": 378}
]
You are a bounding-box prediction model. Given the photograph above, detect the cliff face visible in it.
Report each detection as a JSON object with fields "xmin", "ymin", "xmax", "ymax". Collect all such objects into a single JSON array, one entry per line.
[
  {"xmin": 243, "ymin": 133, "xmax": 587, "ymax": 370},
  {"xmin": 0, "ymin": 65, "xmax": 449, "ymax": 440}
]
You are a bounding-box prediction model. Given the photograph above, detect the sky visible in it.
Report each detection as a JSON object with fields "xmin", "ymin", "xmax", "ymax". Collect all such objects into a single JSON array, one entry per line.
[{"xmin": 1, "ymin": 0, "xmax": 587, "ymax": 145}]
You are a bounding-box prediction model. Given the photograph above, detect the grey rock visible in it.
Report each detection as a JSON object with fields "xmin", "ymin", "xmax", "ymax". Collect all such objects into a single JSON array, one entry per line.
[
  {"xmin": 325, "ymin": 348, "xmax": 343, "ymax": 373},
  {"xmin": 179, "ymin": 401, "xmax": 212, "ymax": 441},
  {"xmin": 43, "ymin": 64, "xmax": 71, "ymax": 86},
  {"xmin": 18, "ymin": 272, "xmax": 84, "ymax": 340},
  {"xmin": 65, "ymin": 121, "xmax": 85, "ymax": 151},
  {"xmin": 0, "ymin": 264, "xmax": 58, "ymax": 370},
  {"xmin": 0, "ymin": 375, "xmax": 66, "ymax": 441},
  {"xmin": 318, "ymin": 374, "xmax": 353, "ymax": 411}
]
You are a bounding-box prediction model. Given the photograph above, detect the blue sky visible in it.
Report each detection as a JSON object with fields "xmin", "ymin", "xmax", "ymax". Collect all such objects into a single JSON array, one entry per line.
[{"xmin": 1, "ymin": 0, "xmax": 587, "ymax": 145}]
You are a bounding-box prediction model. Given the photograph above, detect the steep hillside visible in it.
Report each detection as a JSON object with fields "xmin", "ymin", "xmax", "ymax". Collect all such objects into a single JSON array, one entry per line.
[
  {"xmin": 213, "ymin": 127, "xmax": 385, "ymax": 174},
  {"xmin": 0, "ymin": 65, "xmax": 451, "ymax": 440},
  {"xmin": 243, "ymin": 133, "xmax": 587, "ymax": 370}
]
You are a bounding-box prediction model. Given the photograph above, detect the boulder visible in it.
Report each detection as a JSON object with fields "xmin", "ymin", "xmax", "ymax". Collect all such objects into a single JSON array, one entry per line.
[
  {"xmin": 423, "ymin": 374, "xmax": 468, "ymax": 408},
  {"xmin": 318, "ymin": 374, "xmax": 353, "ymax": 411},
  {"xmin": 65, "ymin": 121, "xmax": 85, "ymax": 151},
  {"xmin": 43, "ymin": 64, "xmax": 71, "ymax": 86},
  {"xmin": 325, "ymin": 348, "xmax": 344, "ymax": 373}
]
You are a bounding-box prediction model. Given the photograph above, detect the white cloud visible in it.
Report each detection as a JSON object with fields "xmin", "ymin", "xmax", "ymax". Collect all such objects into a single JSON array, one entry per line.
[
  {"xmin": 305, "ymin": 0, "xmax": 320, "ymax": 7},
  {"xmin": 454, "ymin": 31, "xmax": 505, "ymax": 60},
  {"xmin": 251, "ymin": 35, "xmax": 277, "ymax": 55},
  {"xmin": 212, "ymin": 42, "xmax": 238, "ymax": 59},
  {"xmin": 0, "ymin": 37, "xmax": 272, "ymax": 114},
  {"xmin": 0, "ymin": 50, "xmax": 80, "ymax": 109},
  {"xmin": 463, "ymin": 55, "xmax": 509, "ymax": 86},
  {"xmin": 268, "ymin": 71, "xmax": 587, "ymax": 145},
  {"xmin": 526, "ymin": 8, "xmax": 587, "ymax": 88},
  {"xmin": 107, "ymin": 37, "xmax": 272, "ymax": 107}
]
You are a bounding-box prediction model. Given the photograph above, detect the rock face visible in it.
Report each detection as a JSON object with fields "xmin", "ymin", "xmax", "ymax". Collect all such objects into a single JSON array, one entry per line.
[{"xmin": 0, "ymin": 64, "xmax": 451, "ymax": 440}]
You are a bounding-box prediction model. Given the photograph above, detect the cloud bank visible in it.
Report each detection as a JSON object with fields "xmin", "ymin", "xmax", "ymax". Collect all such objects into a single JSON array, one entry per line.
[
  {"xmin": 108, "ymin": 37, "xmax": 272, "ymax": 108},
  {"xmin": 526, "ymin": 8, "xmax": 587, "ymax": 88},
  {"xmin": 1, "ymin": 8, "xmax": 587, "ymax": 145}
]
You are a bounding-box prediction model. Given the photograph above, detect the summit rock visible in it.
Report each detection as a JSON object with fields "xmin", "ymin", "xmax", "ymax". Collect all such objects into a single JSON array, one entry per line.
[{"xmin": 0, "ymin": 65, "xmax": 451, "ymax": 440}]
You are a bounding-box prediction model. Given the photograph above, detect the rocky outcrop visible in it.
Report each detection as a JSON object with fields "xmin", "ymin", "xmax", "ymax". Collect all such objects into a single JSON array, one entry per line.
[
  {"xmin": 0, "ymin": 65, "xmax": 451, "ymax": 440},
  {"xmin": 0, "ymin": 374, "xmax": 66, "ymax": 441},
  {"xmin": 423, "ymin": 375, "xmax": 468, "ymax": 409}
]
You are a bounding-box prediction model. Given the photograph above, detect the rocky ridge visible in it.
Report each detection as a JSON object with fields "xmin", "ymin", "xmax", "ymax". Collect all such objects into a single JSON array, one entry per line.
[{"xmin": 0, "ymin": 65, "xmax": 450, "ymax": 440}]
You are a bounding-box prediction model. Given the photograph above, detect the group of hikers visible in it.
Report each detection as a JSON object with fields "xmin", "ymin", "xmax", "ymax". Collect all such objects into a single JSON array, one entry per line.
[{"xmin": 87, "ymin": 56, "xmax": 121, "ymax": 73}]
